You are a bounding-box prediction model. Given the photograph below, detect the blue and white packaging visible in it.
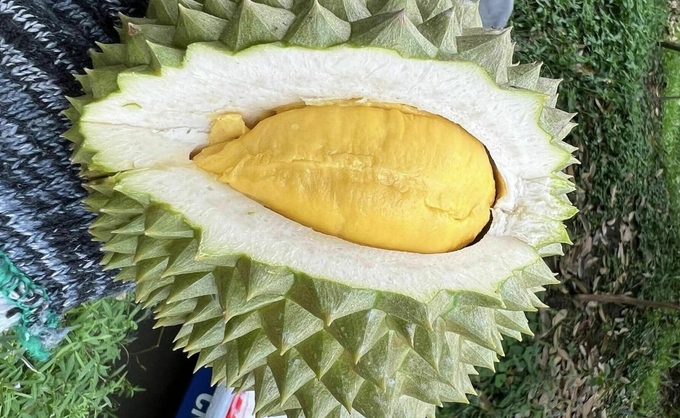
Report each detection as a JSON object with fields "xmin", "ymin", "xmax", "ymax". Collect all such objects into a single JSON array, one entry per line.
[
  {"xmin": 175, "ymin": 368, "xmax": 284, "ymax": 418},
  {"xmin": 174, "ymin": 368, "xmax": 216, "ymax": 418}
]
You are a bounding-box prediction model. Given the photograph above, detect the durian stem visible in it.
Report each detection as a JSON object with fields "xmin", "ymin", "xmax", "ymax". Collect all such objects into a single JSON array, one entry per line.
[{"xmin": 575, "ymin": 294, "xmax": 680, "ymax": 312}]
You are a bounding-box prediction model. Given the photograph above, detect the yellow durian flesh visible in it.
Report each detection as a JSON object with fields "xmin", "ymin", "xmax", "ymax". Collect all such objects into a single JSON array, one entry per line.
[{"xmin": 194, "ymin": 103, "xmax": 496, "ymax": 253}]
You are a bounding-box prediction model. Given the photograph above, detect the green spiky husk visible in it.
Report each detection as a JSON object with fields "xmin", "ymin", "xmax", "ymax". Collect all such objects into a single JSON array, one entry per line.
[
  {"xmin": 85, "ymin": 178, "xmax": 554, "ymax": 418},
  {"xmin": 64, "ymin": 0, "xmax": 578, "ymax": 417}
]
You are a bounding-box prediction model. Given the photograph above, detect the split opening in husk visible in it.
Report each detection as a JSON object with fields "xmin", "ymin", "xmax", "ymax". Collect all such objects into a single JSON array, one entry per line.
[{"xmin": 190, "ymin": 100, "xmax": 507, "ymax": 254}]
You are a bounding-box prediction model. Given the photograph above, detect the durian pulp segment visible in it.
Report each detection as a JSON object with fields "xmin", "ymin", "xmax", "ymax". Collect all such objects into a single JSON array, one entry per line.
[{"xmin": 194, "ymin": 103, "xmax": 496, "ymax": 253}]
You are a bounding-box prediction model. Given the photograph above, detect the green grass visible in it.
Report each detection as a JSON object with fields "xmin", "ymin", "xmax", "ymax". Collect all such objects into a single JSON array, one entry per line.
[
  {"xmin": 622, "ymin": 311, "xmax": 680, "ymax": 416},
  {"xmin": 441, "ymin": 0, "xmax": 680, "ymax": 416},
  {"xmin": 662, "ymin": 50, "xmax": 680, "ymax": 213},
  {"xmin": 622, "ymin": 48, "xmax": 680, "ymax": 418},
  {"xmin": 0, "ymin": 296, "xmax": 143, "ymax": 418}
]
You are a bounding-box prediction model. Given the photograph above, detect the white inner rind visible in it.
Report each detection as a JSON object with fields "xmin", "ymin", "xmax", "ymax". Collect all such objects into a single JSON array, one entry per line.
[
  {"xmin": 81, "ymin": 43, "xmax": 568, "ymax": 181},
  {"xmin": 81, "ymin": 43, "xmax": 571, "ymax": 301},
  {"xmin": 117, "ymin": 166, "xmax": 542, "ymax": 301}
]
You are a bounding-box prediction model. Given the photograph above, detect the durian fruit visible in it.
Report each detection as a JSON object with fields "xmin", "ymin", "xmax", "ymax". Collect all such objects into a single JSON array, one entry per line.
[{"xmin": 64, "ymin": 0, "xmax": 577, "ymax": 416}]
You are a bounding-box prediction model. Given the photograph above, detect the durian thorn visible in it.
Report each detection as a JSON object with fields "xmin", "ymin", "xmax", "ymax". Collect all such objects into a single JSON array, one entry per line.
[
  {"xmin": 407, "ymin": 337, "xmax": 416, "ymax": 348},
  {"xmin": 210, "ymin": 373, "xmax": 223, "ymax": 387},
  {"xmin": 142, "ymin": 298, "xmax": 160, "ymax": 310},
  {"xmin": 193, "ymin": 362, "xmax": 207, "ymax": 374},
  {"xmin": 172, "ymin": 331, "xmax": 189, "ymax": 344},
  {"xmin": 278, "ymin": 390, "xmax": 293, "ymax": 406},
  {"xmin": 174, "ymin": 338, "xmax": 190, "ymax": 351},
  {"xmin": 493, "ymin": 339, "xmax": 505, "ymax": 357},
  {"xmin": 223, "ymin": 310, "xmax": 235, "ymax": 322},
  {"xmin": 339, "ymin": 397, "xmax": 353, "ymax": 413},
  {"xmin": 376, "ymin": 377, "xmax": 387, "ymax": 392},
  {"xmin": 352, "ymin": 352, "xmax": 361, "ymax": 365},
  {"xmin": 133, "ymin": 253, "xmax": 146, "ymax": 263},
  {"xmin": 323, "ymin": 313, "xmax": 334, "ymax": 327},
  {"xmin": 238, "ymin": 365, "xmax": 250, "ymax": 378},
  {"xmin": 252, "ymin": 401, "xmax": 265, "ymax": 414}
]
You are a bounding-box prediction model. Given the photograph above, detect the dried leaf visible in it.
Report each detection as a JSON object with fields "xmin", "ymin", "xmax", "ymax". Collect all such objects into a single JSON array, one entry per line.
[
  {"xmin": 552, "ymin": 309, "xmax": 569, "ymax": 327},
  {"xmin": 582, "ymin": 394, "xmax": 598, "ymax": 416}
]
